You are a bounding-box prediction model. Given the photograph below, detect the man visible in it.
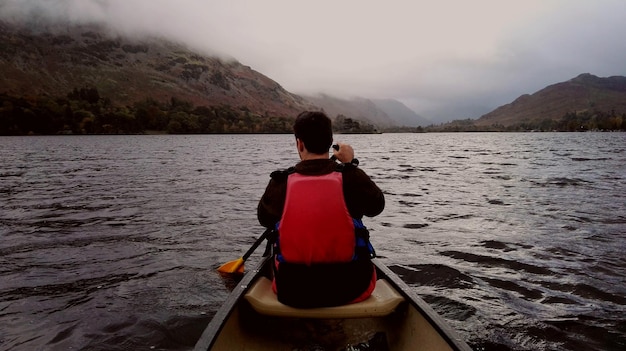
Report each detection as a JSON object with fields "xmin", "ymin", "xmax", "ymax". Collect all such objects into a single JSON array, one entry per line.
[{"xmin": 257, "ymin": 111, "xmax": 385, "ymax": 308}]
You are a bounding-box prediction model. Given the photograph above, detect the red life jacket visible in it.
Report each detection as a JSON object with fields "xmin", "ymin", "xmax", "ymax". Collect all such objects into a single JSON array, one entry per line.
[{"xmin": 278, "ymin": 171, "xmax": 355, "ymax": 265}]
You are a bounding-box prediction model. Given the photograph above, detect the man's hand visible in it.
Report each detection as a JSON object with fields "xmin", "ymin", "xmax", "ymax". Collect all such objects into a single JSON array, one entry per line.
[{"xmin": 332, "ymin": 142, "xmax": 355, "ymax": 163}]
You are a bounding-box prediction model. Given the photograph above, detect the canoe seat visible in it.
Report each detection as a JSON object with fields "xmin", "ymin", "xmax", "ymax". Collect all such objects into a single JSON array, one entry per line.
[{"xmin": 244, "ymin": 277, "xmax": 405, "ymax": 318}]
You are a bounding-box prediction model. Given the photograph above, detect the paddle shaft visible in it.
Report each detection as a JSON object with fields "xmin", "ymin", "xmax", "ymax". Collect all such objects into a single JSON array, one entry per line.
[
  {"xmin": 330, "ymin": 144, "xmax": 339, "ymax": 161},
  {"xmin": 242, "ymin": 228, "xmax": 271, "ymax": 261}
]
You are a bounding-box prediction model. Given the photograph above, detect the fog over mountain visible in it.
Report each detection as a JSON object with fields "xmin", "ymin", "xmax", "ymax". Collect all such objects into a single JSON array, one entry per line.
[{"xmin": 1, "ymin": 0, "xmax": 625, "ymax": 124}]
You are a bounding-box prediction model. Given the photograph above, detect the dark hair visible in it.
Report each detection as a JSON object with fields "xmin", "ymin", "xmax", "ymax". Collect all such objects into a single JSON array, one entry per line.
[{"xmin": 293, "ymin": 111, "xmax": 333, "ymax": 154}]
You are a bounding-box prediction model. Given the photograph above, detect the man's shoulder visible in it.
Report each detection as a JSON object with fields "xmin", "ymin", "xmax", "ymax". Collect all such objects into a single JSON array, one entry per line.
[
  {"xmin": 340, "ymin": 163, "xmax": 377, "ymax": 185},
  {"xmin": 270, "ymin": 167, "xmax": 296, "ymax": 181}
]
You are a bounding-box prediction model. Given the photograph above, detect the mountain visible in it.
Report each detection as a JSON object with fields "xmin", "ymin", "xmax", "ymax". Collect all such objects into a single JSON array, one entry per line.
[
  {"xmin": 302, "ymin": 94, "xmax": 429, "ymax": 128},
  {"xmin": 474, "ymin": 73, "xmax": 626, "ymax": 128},
  {"xmin": 0, "ymin": 20, "xmax": 315, "ymax": 118},
  {"xmin": 303, "ymin": 94, "xmax": 395, "ymax": 127},
  {"xmin": 0, "ymin": 20, "xmax": 425, "ymax": 130},
  {"xmin": 370, "ymin": 99, "xmax": 431, "ymax": 127},
  {"xmin": 6, "ymin": 21, "xmax": 621, "ymax": 134}
]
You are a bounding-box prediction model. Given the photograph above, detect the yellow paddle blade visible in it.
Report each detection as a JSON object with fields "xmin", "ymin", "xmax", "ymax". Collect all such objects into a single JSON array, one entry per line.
[{"xmin": 217, "ymin": 257, "xmax": 245, "ymax": 274}]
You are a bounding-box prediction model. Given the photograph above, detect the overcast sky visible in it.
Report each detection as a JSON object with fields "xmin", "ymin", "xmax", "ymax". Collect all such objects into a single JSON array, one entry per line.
[{"xmin": 1, "ymin": 0, "xmax": 625, "ymax": 122}]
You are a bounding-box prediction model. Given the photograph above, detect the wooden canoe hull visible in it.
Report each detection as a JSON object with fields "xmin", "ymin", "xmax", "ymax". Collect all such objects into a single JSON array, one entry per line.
[{"xmin": 194, "ymin": 257, "xmax": 472, "ymax": 351}]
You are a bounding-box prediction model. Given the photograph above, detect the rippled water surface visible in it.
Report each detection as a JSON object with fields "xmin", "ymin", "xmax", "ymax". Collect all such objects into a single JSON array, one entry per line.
[{"xmin": 1, "ymin": 133, "xmax": 625, "ymax": 351}]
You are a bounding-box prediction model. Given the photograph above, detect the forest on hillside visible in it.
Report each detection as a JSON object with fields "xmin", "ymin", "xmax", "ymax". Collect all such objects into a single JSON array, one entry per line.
[
  {"xmin": 425, "ymin": 111, "xmax": 625, "ymax": 132},
  {"xmin": 1, "ymin": 87, "xmax": 624, "ymax": 135},
  {"xmin": 0, "ymin": 87, "xmax": 377, "ymax": 135}
]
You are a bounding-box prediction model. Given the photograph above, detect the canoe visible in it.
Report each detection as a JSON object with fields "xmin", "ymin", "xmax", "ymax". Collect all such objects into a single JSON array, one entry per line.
[{"xmin": 194, "ymin": 256, "xmax": 472, "ymax": 351}]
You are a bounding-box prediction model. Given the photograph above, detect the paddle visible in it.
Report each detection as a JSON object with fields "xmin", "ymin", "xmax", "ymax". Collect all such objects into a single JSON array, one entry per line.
[{"xmin": 217, "ymin": 228, "xmax": 272, "ymax": 274}]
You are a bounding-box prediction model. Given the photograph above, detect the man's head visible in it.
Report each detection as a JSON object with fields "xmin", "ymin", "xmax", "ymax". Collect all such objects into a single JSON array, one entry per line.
[{"xmin": 293, "ymin": 111, "xmax": 333, "ymax": 155}]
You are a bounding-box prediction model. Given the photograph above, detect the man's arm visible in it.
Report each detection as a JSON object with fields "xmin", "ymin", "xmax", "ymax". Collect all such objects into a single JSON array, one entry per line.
[
  {"xmin": 343, "ymin": 167, "xmax": 385, "ymax": 219},
  {"xmin": 257, "ymin": 175, "xmax": 288, "ymax": 228}
]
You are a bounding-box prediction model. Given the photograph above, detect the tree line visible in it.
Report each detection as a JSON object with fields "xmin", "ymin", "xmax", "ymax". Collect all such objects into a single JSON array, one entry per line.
[
  {"xmin": 0, "ymin": 87, "xmax": 380, "ymax": 135},
  {"xmin": 0, "ymin": 87, "xmax": 297, "ymax": 135},
  {"xmin": 425, "ymin": 110, "xmax": 625, "ymax": 132},
  {"xmin": 3, "ymin": 87, "xmax": 623, "ymax": 135}
]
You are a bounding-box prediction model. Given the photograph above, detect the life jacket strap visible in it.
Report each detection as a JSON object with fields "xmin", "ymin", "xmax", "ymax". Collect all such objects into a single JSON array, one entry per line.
[
  {"xmin": 353, "ymin": 218, "xmax": 376, "ymax": 259},
  {"xmin": 262, "ymin": 227, "xmax": 278, "ymax": 257}
]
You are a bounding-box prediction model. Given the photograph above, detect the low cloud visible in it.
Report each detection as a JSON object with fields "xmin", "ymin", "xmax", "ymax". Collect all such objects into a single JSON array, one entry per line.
[{"xmin": 2, "ymin": 0, "xmax": 625, "ymax": 123}]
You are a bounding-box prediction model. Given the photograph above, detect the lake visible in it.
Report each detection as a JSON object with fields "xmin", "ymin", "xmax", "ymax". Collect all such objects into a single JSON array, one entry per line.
[{"xmin": 0, "ymin": 132, "xmax": 624, "ymax": 350}]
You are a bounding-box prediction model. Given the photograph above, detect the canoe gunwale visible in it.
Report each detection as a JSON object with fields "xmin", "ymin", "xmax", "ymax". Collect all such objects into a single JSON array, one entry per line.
[
  {"xmin": 193, "ymin": 256, "xmax": 472, "ymax": 351},
  {"xmin": 372, "ymin": 259, "xmax": 472, "ymax": 351},
  {"xmin": 193, "ymin": 257, "xmax": 269, "ymax": 351}
]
